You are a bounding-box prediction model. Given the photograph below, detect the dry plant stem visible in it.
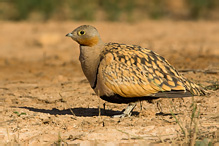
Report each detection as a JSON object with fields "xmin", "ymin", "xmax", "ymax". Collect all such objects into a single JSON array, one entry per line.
[
  {"xmin": 190, "ymin": 122, "xmax": 197, "ymax": 146},
  {"xmin": 69, "ymin": 108, "xmax": 76, "ymax": 117},
  {"xmin": 59, "ymin": 93, "xmax": 76, "ymax": 116},
  {"xmin": 190, "ymin": 97, "xmax": 196, "ymax": 134},
  {"xmin": 189, "ymin": 99, "xmax": 200, "ymax": 146},
  {"xmin": 170, "ymin": 96, "xmax": 202, "ymax": 145},
  {"xmin": 169, "ymin": 100, "xmax": 186, "ymax": 136}
]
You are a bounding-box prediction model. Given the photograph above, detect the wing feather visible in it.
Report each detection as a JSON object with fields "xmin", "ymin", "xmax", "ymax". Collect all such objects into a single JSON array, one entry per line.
[{"xmin": 97, "ymin": 43, "xmax": 204, "ymax": 98}]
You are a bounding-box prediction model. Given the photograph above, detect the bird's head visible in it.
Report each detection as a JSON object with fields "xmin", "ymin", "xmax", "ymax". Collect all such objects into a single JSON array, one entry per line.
[{"xmin": 66, "ymin": 25, "xmax": 101, "ymax": 47}]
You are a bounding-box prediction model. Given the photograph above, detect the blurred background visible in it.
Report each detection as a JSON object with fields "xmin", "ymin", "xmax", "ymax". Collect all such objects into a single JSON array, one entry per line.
[{"xmin": 1, "ymin": 0, "xmax": 219, "ymax": 21}]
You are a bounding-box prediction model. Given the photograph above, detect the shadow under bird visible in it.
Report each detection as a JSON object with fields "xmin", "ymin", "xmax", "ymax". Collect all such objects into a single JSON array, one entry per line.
[{"xmin": 66, "ymin": 25, "xmax": 205, "ymax": 118}]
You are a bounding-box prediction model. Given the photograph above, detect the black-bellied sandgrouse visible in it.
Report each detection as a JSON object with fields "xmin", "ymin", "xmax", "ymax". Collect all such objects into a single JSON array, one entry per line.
[{"xmin": 66, "ymin": 25, "xmax": 205, "ymax": 117}]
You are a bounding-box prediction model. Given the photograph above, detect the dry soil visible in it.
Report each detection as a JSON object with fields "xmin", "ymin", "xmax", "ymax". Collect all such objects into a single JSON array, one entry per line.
[{"xmin": 0, "ymin": 20, "xmax": 218, "ymax": 145}]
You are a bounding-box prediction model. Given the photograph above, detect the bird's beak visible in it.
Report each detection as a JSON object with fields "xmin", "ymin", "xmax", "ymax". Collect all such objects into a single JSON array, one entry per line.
[{"xmin": 66, "ymin": 33, "xmax": 73, "ymax": 37}]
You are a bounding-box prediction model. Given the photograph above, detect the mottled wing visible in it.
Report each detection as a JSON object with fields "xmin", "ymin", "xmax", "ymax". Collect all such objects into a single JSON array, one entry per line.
[
  {"xmin": 97, "ymin": 43, "xmax": 205, "ymax": 99},
  {"xmin": 98, "ymin": 43, "xmax": 192, "ymax": 98}
]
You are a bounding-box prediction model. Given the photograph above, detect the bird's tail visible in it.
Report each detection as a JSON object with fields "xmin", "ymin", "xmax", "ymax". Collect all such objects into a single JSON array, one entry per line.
[{"xmin": 182, "ymin": 78, "xmax": 206, "ymax": 96}]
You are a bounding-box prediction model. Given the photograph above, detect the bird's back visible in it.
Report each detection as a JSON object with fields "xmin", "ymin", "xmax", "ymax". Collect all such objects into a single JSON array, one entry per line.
[{"xmin": 95, "ymin": 42, "xmax": 205, "ymax": 102}]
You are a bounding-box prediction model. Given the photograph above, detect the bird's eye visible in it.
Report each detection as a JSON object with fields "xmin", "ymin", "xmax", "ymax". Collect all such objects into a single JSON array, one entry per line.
[{"xmin": 78, "ymin": 30, "xmax": 85, "ymax": 35}]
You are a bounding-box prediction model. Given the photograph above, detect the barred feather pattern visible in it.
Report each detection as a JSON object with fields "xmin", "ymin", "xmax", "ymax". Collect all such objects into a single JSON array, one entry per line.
[{"xmin": 97, "ymin": 42, "xmax": 205, "ymax": 99}]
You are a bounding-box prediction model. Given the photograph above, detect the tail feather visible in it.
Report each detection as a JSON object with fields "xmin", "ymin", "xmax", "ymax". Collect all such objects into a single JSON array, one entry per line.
[{"xmin": 183, "ymin": 78, "xmax": 206, "ymax": 96}]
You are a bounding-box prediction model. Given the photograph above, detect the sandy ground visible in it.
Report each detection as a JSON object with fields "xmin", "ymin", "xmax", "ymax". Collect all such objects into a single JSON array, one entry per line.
[{"xmin": 0, "ymin": 20, "xmax": 218, "ymax": 145}]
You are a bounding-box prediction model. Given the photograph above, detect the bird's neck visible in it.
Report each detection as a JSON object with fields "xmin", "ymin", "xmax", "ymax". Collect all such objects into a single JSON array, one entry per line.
[{"xmin": 79, "ymin": 41, "xmax": 104, "ymax": 88}]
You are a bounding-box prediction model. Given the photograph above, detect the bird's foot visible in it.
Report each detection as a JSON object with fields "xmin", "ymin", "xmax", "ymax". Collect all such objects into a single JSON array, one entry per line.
[
  {"xmin": 112, "ymin": 113, "xmax": 130, "ymax": 118},
  {"xmin": 112, "ymin": 103, "xmax": 137, "ymax": 118}
]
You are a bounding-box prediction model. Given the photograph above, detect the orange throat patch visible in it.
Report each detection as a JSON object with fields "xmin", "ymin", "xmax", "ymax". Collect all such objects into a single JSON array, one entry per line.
[{"xmin": 78, "ymin": 36, "xmax": 99, "ymax": 47}]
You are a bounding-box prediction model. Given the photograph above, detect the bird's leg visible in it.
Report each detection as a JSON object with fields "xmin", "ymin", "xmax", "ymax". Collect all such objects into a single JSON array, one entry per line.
[
  {"xmin": 112, "ymin": 103, "xmax": 137, "ymax": 118},
  {"xmin": 103, "ymin": 103, "xmax": 106, "ymax": 115}
]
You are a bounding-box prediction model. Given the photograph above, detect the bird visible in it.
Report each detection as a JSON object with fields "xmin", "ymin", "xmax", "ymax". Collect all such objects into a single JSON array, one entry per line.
[{"xmin": 66, "ymin": 25, "xmax": 205, "ymax": 118}]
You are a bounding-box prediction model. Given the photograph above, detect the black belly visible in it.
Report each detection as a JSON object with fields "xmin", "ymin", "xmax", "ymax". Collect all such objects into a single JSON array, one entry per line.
[
  {"xmin": 100, "ymin": 94, "xmax": 159, "ymax": 104},
  {"xmin": 100, "ymin": 90, "xmax": 192, "ymax": 104}
]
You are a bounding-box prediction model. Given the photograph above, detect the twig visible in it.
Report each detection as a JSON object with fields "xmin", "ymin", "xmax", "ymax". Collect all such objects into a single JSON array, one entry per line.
[
  {"xmin": 69, "ymin": 108, "xmax": 76, "ymax": 116},
  {"xmin": 59, "ymin": 93, "xmax": 76, "ymax": 116},
  {"xmin": 169, "ymin": 100, "xmax": 186, "ymax": 136}
]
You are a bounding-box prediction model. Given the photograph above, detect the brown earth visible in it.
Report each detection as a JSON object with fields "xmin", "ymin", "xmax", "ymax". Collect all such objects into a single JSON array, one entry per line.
[{"xmin": 0, "ymin": 20, "xmax": 218, "ymax": 145}]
